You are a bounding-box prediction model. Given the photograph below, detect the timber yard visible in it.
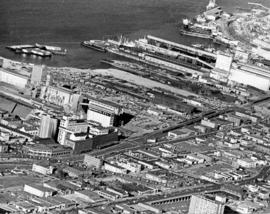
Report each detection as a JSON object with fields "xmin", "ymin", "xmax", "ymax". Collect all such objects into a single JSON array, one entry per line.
[{"xmin": 1, "ymin": 1, "xmax": 270, "ymax": 214}]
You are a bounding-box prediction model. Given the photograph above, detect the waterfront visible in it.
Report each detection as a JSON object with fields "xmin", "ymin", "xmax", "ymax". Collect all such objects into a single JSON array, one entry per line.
[{"xmin": 1, "ymin": 0, "xmax": 270, "ymax": 68}]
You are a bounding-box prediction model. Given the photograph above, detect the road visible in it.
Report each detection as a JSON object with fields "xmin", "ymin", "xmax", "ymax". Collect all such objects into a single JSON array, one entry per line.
[
  {"xmin": 90, "ymin": 108, "xmax": 235, "ymax": 158},
  {"xmin": 86, "ymin": 166, "xmax": 270, "ymax": 209},
  {"xmin": 85, "ymin": 183, "xmax": 221, "ymax": 209},
  {"xmin": 88, "ymin": 166, "xmax": 270, "ymax": 208},
  {"xmin": 234, "ymin": 166, "xmax": 270, "ymax": 186}
]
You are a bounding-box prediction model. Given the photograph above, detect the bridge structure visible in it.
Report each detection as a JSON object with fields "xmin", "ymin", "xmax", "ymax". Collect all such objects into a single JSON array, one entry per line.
[{"xmin": 248, "ymin": 2, "xmax": 270, "ymax": 12}]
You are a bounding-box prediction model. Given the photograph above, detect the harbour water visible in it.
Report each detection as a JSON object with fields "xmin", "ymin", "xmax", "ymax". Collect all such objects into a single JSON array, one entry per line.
[{"xmin": 0, "ymin": 0, "xmax": 269, "ymax": 68}]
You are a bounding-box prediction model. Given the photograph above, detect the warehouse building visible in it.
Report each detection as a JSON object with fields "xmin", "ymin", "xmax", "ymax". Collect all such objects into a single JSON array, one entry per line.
[
  {"xmin": 24, "ymin": 184, "xmax": 55, "ymax": 198},
  {"xmin": 0, "ymin": 67, "xmax": 29, "ymax": 89},
  {"xmin": 229, "ymin": 63, "xmax": 270, "ymax": 91}
]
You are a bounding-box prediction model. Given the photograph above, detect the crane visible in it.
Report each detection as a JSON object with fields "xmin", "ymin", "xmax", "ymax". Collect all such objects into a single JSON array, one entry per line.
[{"xmin": 248, "ymin": 2, "xmax": 270, "ymax": 12}]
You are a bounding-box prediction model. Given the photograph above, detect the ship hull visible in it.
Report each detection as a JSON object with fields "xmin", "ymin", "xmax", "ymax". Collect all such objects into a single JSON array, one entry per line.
[
  {"xmin": 213, "ymin": 38, "xmax": 230, "ymax": 47},
  {"xmin": 179, "ymin": 29, "xmax": 212, "ymax": 39},
  {"xmin": 81, "ymin": 42, "xmax": 107, "ymax": 52}
]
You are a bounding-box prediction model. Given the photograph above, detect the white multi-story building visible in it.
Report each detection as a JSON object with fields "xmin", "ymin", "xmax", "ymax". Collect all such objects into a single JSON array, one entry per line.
[
  {"xmin": 229, "ymin": 63, "xmax": 270, "ymax": 91},
  {"xmin": 104, "ymin": 163, "xmax": 127, "ymax": 174},
  {"xmin": 89, "ymin": 124, "xmax": 109, "ymax": 136},
  {"xmin": 40, "ymin": 86, "xmax": 81, "ymax": 107},
  {"xmin": 237, "ymin": 158, "xmax": 256, "ymax": 168},
  {"xmin": 30, "ymin": 64, "xmax": 47, "ymax": 85},
  {"xmin": 86, "ymin": 97, "xmax": 122, "ymax": 128},
  {"xmin": 32, "ymin": 163, "xmax": 54, "ymax": 175},
  {"xmin": 39, "ymin": 115, "xmax": 58, "ymax": 139},
  {"xmin": 57, "ymin": 116, "xmax": 89, "ymax": 145},
  {"xmin": 0, "ymin": 68, "xmax": 29, "ymax": 89},
  {"xmin": 84, "ymin": 154, "xmax": 102, "ymax": 169},
  {"xmin": 117, "ymin": 160, "xmax": 142, "ymax": 173},
  {"xmin": 188, "ymin": 195, "xmax": 224, "ymax": 214},
  {"xmin": 24, "ymin": 184, "xmax": 54, "ymax": 198}
]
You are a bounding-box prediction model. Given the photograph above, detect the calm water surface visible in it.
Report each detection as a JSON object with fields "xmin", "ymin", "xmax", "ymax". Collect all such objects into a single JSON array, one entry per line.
[{"xmin": 0, "ymin": 0, "xmax": 269, "ymax": 68}]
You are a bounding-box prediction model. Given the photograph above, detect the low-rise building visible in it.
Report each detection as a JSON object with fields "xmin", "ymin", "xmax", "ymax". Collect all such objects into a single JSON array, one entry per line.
[
  {"xmin": 43, "ymin": 180, "xmax": 79, "ymax": 195},
  {"xmin": 24, "ymin": 184, "xmax": 55, "ymax": 198},
  {"xmin": 62, "ymin": 166, "xmax": 91, "ymax": 178},
  {"xmin": 84, "ymin": 154, "xmax": 102, "ymax": 169},
  {"xmin": 23, "ymin": 143, "xmax": 72, "ymax": 158},
  {"xmin": 94, "ymin": 189, "xmax": 119, "ymax": 201},
  {"xmin": 19, "ymin": 125, "xmax": 39, "ymax": 136},
  {"xmin": 106, "ymin": 187, "xmax": 129, "ymax": 198},
  {"xmin": 32, "ymin": 162, "xmax": 55, "ymax": 175},
  {"xmin": 236, "ymin": 201, "xmax": 262, "ymax": 214},
  {"xmin": 168, "ymin": 128, "xmax": 194, "ymax": 139},
  {"xmin": 74, "ymin": 190, "xmax": 106, "ymax": 203},
  {"xmin": 116, "ymin": 159, "xmax": 142, "ymax": 173},
  {"xmin": 104, "ymin": 162, "xmax": 127, "ymax": 174},
  {"xmin": 237, "ymin": 158, "xmax": 256, "ymax": 168}
]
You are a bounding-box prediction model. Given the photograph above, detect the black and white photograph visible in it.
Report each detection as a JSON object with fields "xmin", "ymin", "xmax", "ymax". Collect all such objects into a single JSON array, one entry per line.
[{"xmin": 0, "ymin": 0, "xmax": 270, "ymax": 213}]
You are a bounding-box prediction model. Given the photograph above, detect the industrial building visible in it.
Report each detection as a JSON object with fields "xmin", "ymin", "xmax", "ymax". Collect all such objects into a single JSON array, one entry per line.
[
  {"xmin": 23, "ymin": 142, "xmax": 72, "ymax": 158},
  {"xmin": 210, "ymin": 53, "xmax": 233, "ymax": 82},
  {"xmin": 39, "ymin": 115, "xmax": 58, "ymax": 139},
  {"xmin": 83, "ymin": 154, "xmax": 102, "ymax": 169},
  {"xmin": 32, "ymin": 162, "xmax": 55, "ymax": 175},
  {"xmin": 83, "ymin": 96, "xmax": 123, "ymax": 128},
  {"xmin": 40, "ymin": 85, "xmax": 74, "ymax": 107},
  {"xmin": 188, "ymin": 195, "xmax": 224, "ymax": 214},
  {"xmin": 229, "ymin": 63, "xmax": 270, "ymax": 91},
  {"xmin": 65, "ymin": 131, "xmax": 118, "ymax": 154},
  {"xmin": 24, "ymin": 184, "xmax": 55, "ymax": 198},
  {"xmin": 30, "ymin": 64, "xmax": 47, "ymax": 85},
  {"xmin": 74, "ymin": 190, "xmax": 106, "ymax": 203},
  {"xmin": 0, "ymin": 67, "xmax": 29, "ymax": 89},
  {"xmin": 57, "ymin": 116, "xmax": 89, "ymax": 145},
  {"xmin": 135, "ymin": 35, "xmax": 216, "ymax": 74}
]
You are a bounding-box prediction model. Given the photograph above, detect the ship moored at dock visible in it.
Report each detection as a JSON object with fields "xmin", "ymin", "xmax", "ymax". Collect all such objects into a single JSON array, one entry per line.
[
  {"xmin": 84, "ymin": 34, "xmax": 217, "ymax": 77},
  {"xmin": 6, "ymin": 45, "xmax": 35, "ymax": 51},
  {"xmin": 81, "ymin": 40, "xmax": 108, "ymax": 52},
  {"xmin": 6, "ymin": 43, "xmax": 66, "ymax": 57},
  {"xmin": 179, "ymin": 19, "xmax": 213, "ymax": 39},
  {"xmin": 35, "ymin": 44, "xmax": 67, "ymax": 55}
]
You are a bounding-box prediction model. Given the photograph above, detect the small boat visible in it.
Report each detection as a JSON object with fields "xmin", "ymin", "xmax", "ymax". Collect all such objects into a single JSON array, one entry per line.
[{"xmin": 192, "ymin": 44, "xmax": 204, "ymax": 49}]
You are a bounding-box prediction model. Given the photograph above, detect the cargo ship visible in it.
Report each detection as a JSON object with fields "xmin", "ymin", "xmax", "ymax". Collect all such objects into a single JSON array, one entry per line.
[
  {"xmin": 31, "ymin": 48, "xmax": 52, "ymax": 57},
  {"xmin": 6, "ymin": 44, "xmax": 65, "ymax": 57},
  {"xmin": 213, "ymin": 36, "xmax": 238, "ymax": 47},
  {"xmin": 81, "ymin": 40, "xmax": 108, "ymax": 52},
  {"xmin": 6, "ymin": 45, "xmax": 35, "ymax": 51},
  {"xmin": 35, "ymin": 43, "xmax": 67, "ymax": 55},
  {"xmin": 179, "ymin": 19, "xmax": 213, "ymax": 39}
]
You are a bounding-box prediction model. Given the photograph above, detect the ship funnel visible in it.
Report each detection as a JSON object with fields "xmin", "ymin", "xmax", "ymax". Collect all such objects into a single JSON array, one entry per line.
[
  {"xmin": 183, "ymin": 19, "xmax": 189, "ymax": 26},
  {"xmin": 206, "ymin": 0, "xmax": 216, "ymax": 10}
]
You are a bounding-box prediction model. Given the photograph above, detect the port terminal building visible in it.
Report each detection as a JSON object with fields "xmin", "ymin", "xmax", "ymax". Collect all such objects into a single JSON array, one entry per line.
[
  {"xmin": 229, "ymin": 63, "xmax": 270, "ymax": 91},
  {"xmin": 137, "ymin": 35, "xmax": 217, "ymax": 73},
  {"xmin": 0, "ymin": 67, "xmax": 29, "ymax": 89},
  {"xmin": 211, "ymin": 52, "xmax": 270, "ymax": 91}
]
